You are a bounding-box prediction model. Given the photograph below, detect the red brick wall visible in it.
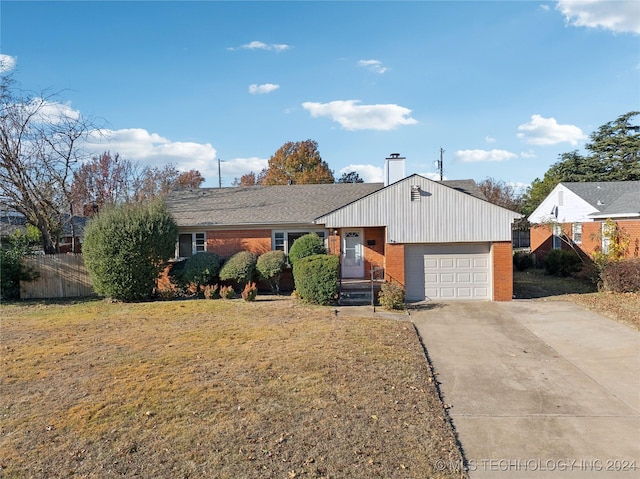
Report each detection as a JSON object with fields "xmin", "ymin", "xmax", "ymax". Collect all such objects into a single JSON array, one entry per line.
[
  {"xmin": 531, "ymin": 220, "xmax": 640, "ymax": 262},
  {"xmin": 492, "ymin": 241, "xmax": 513, "ymax": 301},
  {"xmin": 364, "ymin": 227, "xmax": 385, "ymax": 277},
  {"xmin": 384, "ymin": 243, "xmax": 405, "ymax": 286},
  {"xmin": 206, "ymin": 229, "xmax": 271, "ymax": 258}
]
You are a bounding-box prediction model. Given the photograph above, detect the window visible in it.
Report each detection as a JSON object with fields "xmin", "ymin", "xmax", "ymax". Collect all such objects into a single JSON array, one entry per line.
[
  {"xmin": 178, "ymin": 232, "xmax": 205, "ymax": 257},
  {"xmin": 552, "ymin": 225, "xmax": 562, "ymax": 250},
  {"xmin": 272, "ymin": 230, "xmax": 326, "ymax": 254},
  {"xmin": 572, "ymin": 223, "xmax": 582, "ymax": 244}
]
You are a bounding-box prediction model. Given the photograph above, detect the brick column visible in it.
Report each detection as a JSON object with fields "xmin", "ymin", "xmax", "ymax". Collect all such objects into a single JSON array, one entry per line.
[
  {"xmin": 384, "ymin": 243, "xmax": 405, "ymax": 287},
  {"xmin": 492, "ymin": 241, "xmax": 513, "ymax": 301}
]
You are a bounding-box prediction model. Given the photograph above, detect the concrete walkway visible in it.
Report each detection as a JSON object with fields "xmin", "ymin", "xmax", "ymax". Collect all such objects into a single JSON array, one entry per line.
[{"xmin": 410, "ymin": 300, "xmax": 640, "ymax": 478}]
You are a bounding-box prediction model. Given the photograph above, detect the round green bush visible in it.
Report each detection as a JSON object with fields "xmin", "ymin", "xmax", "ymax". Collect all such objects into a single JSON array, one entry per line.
[
  {"xmin": 513, "ymin": 251, "xmax": 534, "ymax": 272},
  {"xmin": 83, "ymin": 201, "xmax": 178, "ymax": 301},
  {"xmin": 181, "ymin": 252, "xmax": 222, "ymax": 291},
  {"xmin": 543, "ymin": 249, "xmax": 582, "ymax": 277},
  {"xmin": 256, "ymin": 250, "xmax": 287, "ymax": 292},
  {"xmin": 219, "ymin": 251, "xmax": 257, "ymax": 287},
  {"xmin": 378, "ymin": 280, "xmax": 405, "ymax": 310},
  {"xmin": 288, "ymin": 233, "xmax": 326, "ymax": 265},
  {"xmin": 292, "ymin": 254, "xmax": 338, "ymax": 305}
]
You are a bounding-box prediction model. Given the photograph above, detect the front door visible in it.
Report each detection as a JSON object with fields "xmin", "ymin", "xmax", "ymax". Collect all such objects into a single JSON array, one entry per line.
[{"xmin": 341, "ymin": 229, "xmax": 364, "ymax": 278}]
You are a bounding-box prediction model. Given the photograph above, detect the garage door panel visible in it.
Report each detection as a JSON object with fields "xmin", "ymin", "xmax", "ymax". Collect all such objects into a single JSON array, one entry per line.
[
  {"xmin": 440, "ymin": 258, "xmax": 455, "ymax": 268},
  {"xmin": 456, "ymin": 258, "xmax": 471, "ymax": 268},
  {"xmin": 405, "ymin": 243, "xmax": 491, "ymax": 301}
]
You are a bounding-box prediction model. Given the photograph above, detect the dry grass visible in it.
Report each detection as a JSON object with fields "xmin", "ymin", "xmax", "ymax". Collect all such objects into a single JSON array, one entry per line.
[
  {"xmin": 514, "ymin": 269, "xmax": 640, "ymax": 331},
  {"xmin": 0, "ymin": 297, "xmax": 465, "ymax": 478}
]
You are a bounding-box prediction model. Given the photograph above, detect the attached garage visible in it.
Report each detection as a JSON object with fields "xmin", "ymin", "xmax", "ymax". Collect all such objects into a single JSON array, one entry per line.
[
  {"xmin": 314, "ymin": 174, "xmax": 521, "ymax": 302},
  {"xmin": 405, "ymin": 243, "xmax": 491, "ymax": 301}
]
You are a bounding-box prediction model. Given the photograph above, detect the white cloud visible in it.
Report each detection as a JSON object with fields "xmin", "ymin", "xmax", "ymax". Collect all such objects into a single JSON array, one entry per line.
[
  {"xmin": 23, "ymin": 99, "xmax": 80, "ymax": 124},
  {"xmin": 540, "ymin": 4, "xmax": 550, "ymax": 11},
  {"xmin": 248, "ymin": 83, "xmax": 280, "ymax": 95},
  {"xmin": 455, "ymin": 149, "xmax": 518, "ymax": 163},
  {"xmin": 419, "ymin": 172, "xmax": 448, "ymax": 181},
  {"xmin": 508, "ymin": 181, "xmax": 529, "ymax": 195},
  {"xmin": 556, "ymin": 0, "xmax": 640, "ymax": 35},
  {"xmin": 520, "ymin": 150, "xmax": 536, "ymax": 158},
  {"xmin": 302, "ymin": 100, "xmax": 418, "ymax": 131},
  {"xmin": 220, "ymin": 157, "xmax": 268, "ymax": 183},
  {"xmin": 517, "ymin": 114, "xmax": 586, "ymax": 145},
  {"xmin": 86, "ymin": 128, "xmax": 218, "ymax": 179},
  {"xmin": 230, "ymin": 40, "xmax": 291, "ymax": 52},
  {"xmin": 0, "ymin": 54, "xmax": 16, "ymax": 73},
  {"xmin": 358, "ymin": 59, "xmax": 388, "ymax": 74},
  {"xmin": 339, "ymin": 164, "xmax": 384, "ymax": 182},
  {"xmin": 485, "ymin": 135, "xmax": 496, "ymax": 143}
]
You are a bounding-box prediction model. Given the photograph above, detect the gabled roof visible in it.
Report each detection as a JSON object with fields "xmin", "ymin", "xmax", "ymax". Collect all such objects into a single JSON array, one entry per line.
[
  {"xmin": 315, "ymin": 174, "xmax": 520, "ymax": 243},
  {"xmin": 165, "ymin": 183, "xmax": 384, "ymax": 227},
  {"xmin": 563, "ymin": 181, "xmax": 640, "ymax": 218}
]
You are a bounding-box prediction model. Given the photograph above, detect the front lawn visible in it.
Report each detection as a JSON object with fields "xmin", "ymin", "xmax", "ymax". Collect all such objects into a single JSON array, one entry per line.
[{"xmin": 0, "ymin": 297, "xmax": 465, "ymax": 478}]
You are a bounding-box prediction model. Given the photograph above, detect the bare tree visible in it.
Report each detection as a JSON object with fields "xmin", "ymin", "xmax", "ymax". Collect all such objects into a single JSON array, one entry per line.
[
  {"xmin": 477, "ymin": 177, "xmax": 522, "ymax": 212},
  {"xmin": 1, "ymin": 77, "xmax": 97, "ymax": 253}
]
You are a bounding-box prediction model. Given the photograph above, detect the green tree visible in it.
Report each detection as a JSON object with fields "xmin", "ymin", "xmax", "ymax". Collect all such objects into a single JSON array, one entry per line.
[
  {"xmin": 337, "ymin": 171, "xmax": 364, "ymax": 183},
  {"xmin": 521, "ymin": 111, "xmax": 640, "ymax": 216},
  {"xmin": 262, "ymin": 140, "xmax": 334, "ymax": 185},
  {"xmin": 82, "ymin": 201, "xmax": 178, "ymax": 301},
  {"xmin": 0, "ymin": 226, "xmax": 41, "ymax": 300}
]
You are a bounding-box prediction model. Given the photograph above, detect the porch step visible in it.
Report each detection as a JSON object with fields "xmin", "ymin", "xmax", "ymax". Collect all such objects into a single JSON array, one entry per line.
[
  {"xmin": 338, "ymin": 280, "xmax": 383, "ymax": 306},
  {"xmin": 339, "ymin": 289, "xmax": 373, "ymax": 306}
]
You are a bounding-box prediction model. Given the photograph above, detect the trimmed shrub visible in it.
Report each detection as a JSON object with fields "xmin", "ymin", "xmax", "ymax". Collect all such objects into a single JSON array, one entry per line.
[
  {"xmin": 203, "ymin": 284, "xmax": 220, "ymax": 299},
  {"xmin": 219, "ymin": 251, "xmax": 257, "ymax": 287},
  {"xmin": 288, "ymin": 233, "xmax": 326, "ymax": 266},
  {"xmin": 181, "ymin": 252, "xmax": 222, "ymax": 291},
  {"xmin": 256, "ymin": 250, "xmax": 287, "ymax": 293},
  {"xmin": 378, "ymin": 280, "xmax": 405, "ymax": 310},
  {"xmin": 600, "ymin": 258, "xmax": 640, "ymax": 293},
  {"xmin": 83, "ymin": 201, "xmax": 178, "ymax": 301},
  {"xmin": 220, "ymin": 285, "xmax": 235, "ymax": 299},
  {"xmin": 543, "ymin": 249, "xmax": 582, "ymax": 277},
  {"xmin": 292, "ymin": 254, "xmax": 339, "ymax": 305},
  {"xmin": 241, "ymin": 281, "xmax": 258, "ymax": 301},
  {"xmin": 513, "ymin": 251, "xmax": 534, "ymax": 272}
]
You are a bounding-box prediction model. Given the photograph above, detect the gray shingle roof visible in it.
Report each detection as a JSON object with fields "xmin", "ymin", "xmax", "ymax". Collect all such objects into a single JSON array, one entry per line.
[
  {"xmin": 166, "ymin": 178, "xmax": 488, "ymax": 228},
  {"xmin": 166, "ymin": 183, "xmax": 384, "ymax": 227},
  {"xmin": 562, "ymin": 181, "xmax": 640, "ymax": 217}
]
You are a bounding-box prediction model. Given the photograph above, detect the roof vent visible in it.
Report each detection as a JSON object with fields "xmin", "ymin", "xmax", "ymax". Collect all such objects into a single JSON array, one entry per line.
[
  {"xmin": 596, "ymin": 200, "xmax": 604, "ymax": 206},
  {"xmin": 411, "ymin": 185, "xmax": 421, "ymax": 201}
]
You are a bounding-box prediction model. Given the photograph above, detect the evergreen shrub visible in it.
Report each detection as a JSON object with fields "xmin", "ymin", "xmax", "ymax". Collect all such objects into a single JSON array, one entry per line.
[
  {"xmin": 543, "ymin": 249, "xmax": 582, "ymax": 277},
  {"xmin": 288, "ymin": 233, "xmax": 326, "ymax": 266},
  {"xmin": 292, "ymin": 254, "xmax": 338, "ymax": 305},
  {"xmin": 256, "ymin": 250, "xmax": 287, "ymax": 292},
  {"xmin": 83, "ymin": 201, "xmax": 178, "ymax": 301},
  {"xmin": 219, "ymin": 251, "xmax": 257, "ymax": 287}
]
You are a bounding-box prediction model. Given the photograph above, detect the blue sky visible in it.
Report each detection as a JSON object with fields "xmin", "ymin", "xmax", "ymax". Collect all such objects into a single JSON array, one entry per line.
[{"xmin": 2, "ymin": 1, "xmax": 639, "ymax": 189}]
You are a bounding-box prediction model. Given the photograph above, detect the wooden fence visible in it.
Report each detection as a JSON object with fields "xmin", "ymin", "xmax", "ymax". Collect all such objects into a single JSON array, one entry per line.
[{"xmin": 20, "ymin": 254, "xmax": 95, "ymax": 299}]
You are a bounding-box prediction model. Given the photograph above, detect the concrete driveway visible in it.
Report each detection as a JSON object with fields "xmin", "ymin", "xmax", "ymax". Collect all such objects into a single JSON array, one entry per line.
[{"xmin": 410, "ymin": 300, "xmax": 640, "ymax": 478}]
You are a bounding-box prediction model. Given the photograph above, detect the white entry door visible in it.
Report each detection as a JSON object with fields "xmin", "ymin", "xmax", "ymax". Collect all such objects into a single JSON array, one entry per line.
[{"xmin": 341, "ymin": 229, "xmax": 364, "ymax": 278}]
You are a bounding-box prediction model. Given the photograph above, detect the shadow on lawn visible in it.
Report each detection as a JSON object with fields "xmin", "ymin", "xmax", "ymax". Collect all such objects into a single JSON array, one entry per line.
[{"xmin": 513, "ymin": 269, "xmax": 597, "ymax": 300}]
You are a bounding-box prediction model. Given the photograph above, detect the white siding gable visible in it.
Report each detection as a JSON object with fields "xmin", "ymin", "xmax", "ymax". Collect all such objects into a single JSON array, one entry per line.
[
  {"xmin": 528, "ymin": 183, "xmax": 597, "ymax": 224},
  {"xmin": 315, "ymin": 175, "xmax": 520, "ymax": 243}
]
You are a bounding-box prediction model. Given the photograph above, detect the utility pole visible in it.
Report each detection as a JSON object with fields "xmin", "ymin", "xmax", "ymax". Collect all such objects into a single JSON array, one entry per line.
[
  {"xmin": 436, "ymin": 147, "xmax": 444, "ymax": 181},
  {"xmin": 218, "ymin": 158, "xmax": 222, "ymax": 188}
]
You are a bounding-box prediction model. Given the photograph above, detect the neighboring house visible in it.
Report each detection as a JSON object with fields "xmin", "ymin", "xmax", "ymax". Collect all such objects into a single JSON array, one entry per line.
[
  {"xmin": 0, "ymin": 209, "xmax": 86, "ymax": 253},
  {"xmin": 528, "ymin": 181, "xmax": 640, "ymax": 262},
  {"xmin": 166, "ymin": 173, "xmax": 521, "ymax": 302}
]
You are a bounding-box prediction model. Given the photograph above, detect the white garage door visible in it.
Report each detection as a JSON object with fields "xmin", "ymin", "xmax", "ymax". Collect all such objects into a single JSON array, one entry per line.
[{"xmin": 405, "ymin": 243, "xmax": 491, "ymax": 301}]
